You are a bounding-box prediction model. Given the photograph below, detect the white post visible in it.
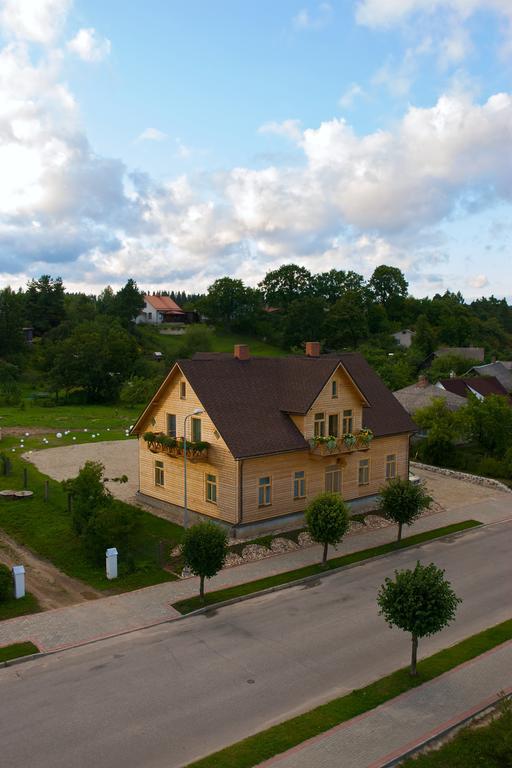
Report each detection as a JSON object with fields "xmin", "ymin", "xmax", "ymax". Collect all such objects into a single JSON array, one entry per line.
[
  {"xmin": 12, "ymin": 565, "xmax": 25, "ymax": 599},
  {"xmin": 105, "ymin": 547, "xmax": 118, "ymax": 580}
]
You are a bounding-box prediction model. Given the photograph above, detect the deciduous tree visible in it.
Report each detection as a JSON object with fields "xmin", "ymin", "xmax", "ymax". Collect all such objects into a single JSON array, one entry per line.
[
  {"xmin": 377, "ymin": 561, "xmax": 461, "ymax": 675},
  {"xmin": 305, "ymin": 492, "xmax": 350, "ymax": 565},
  {"xmin": 182, "ymin": 522, "xmax": 228, "ymax": 603},
  {"xmin": 377, "ymin": 479, "xmax": 432, "ymax": 542}
]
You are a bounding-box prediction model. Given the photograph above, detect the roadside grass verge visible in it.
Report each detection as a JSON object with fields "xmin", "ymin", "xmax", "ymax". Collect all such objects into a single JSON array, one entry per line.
[
  {"xmin": 0, "ymin": 641, "xmax": 39, "ymax": 663},
  {"xmin": 0, "ymin": 593, "xmax": 40, "ymax": 622},
  {"xmin": 173, "ymin": 520, "xmax": 481, "ymax": 614},
  {"xmin": 400, "ymin": 699, "xmax": 512, "ymax": 767},
  {"xmin": 0, "ymin": 441, "xmax": 183, "ymax": 592},
  {"xmin": 184, "ymin": 617, "xmax": 512, "ymax": 768}
]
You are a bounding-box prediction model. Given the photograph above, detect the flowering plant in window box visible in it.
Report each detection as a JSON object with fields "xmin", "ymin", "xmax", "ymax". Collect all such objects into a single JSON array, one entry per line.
[
  {"xmin": 359, "ymin": 428, "xmax": 374, "ymax": 446},
  {"xmin": 143, "ymin": 431, "xmax": 163, "ymax": 452},
  {"xmin": 343, "ymin": 433, "xmax": 357, "ymax": 448}
]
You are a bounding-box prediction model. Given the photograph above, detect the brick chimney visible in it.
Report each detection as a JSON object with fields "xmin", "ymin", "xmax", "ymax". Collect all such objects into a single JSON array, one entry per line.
[
  {"xmin": 234, "ymin": 344, "xmax": 250, "ymax": 360},
  {"xmin": 416, "ymin": 375, "xmax": 428, "ymax": 388},
  {"xmin": 305, "ymin": 341, "xmax": 321, "ymax": 357},
  {"xmin": 491, "ymin": 355, "xmax": 497, "ymax": 363}
]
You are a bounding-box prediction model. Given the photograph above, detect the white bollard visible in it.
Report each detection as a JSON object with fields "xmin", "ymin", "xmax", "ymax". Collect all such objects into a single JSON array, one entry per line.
[
  {"xmin": 12, "ymin": 565, "xmax": 25, "ymax": 599},
  {"xmin": 106, "ymin": 547, "xmax": 118, "ymax": 580}
]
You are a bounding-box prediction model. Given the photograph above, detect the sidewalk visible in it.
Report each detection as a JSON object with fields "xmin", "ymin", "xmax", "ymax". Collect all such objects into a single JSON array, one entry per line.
[
  {"xmin": 258, "ymin": 638, "xmax": 512, "ymax": 768},
  {"xmin": 1, "ymin": 470, "xmax": 511, "ymax": 652}
]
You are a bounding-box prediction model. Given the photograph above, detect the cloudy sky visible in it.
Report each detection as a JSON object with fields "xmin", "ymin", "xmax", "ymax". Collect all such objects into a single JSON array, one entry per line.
[{"xmin": 1, "ymin": 0, "xmax": 512, "ymax": 298}]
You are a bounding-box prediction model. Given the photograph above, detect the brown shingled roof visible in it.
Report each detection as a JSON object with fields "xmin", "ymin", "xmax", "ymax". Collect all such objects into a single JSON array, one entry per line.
[{"xmin": 176, "ymin": 352, "xmax": 416, "ymax": 459}]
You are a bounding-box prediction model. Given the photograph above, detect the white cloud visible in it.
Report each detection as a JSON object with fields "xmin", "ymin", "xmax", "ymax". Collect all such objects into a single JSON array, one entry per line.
[
  {"xmin": 0, "ymin": 0, "xmax": 71, "ymax": 44},
  {"xmin": 137, "ymin": 127, "xmax": 168, "ymax": 142},
  {"xmin": 258, "ymin": 119, "xmax": 303, "ymax": 142},
  {"xmin": 355, "ymin": 1, "xmax": 512, "ymax": 28},
  {"xmin": 293, "ymin": 3, "xmax": 332, "ymax": 29},
  {"xmin": 468, "ymin": 274, "xmax": 489, "ymax": 289},
  {"xmin": 339, "ymin": 83, "xmax": 364, "ymax": 109},
  {"xmin": 67, "ymin": 28, "xmax": 111, "ymax": 62},
  {"xmin": 1, "ymin": 4, "xmax": 512, "ymax": 298}
]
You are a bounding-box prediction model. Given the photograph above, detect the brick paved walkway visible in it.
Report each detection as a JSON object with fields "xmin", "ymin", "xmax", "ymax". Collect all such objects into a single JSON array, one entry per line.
[
  {"xmin": 259, "ymin": 639, "xmax": 512, "ymax": 768},
  {"xmin": 1, "ymin": 488, "xmax": 510, "ymax": 653}
]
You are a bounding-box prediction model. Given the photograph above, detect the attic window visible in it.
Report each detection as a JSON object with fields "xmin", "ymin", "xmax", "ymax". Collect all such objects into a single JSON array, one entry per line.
[
  {"xmin": 180, "ymin": 381, "xmax": 186, "ymax": 399},
  {"xmin": 332, "ymin": 380, "xmax": 338, "ymax": 398}
]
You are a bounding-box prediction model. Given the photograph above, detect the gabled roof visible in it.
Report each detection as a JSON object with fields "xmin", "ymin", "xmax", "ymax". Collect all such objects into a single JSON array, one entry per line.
[
  {"xmin": 393, "ymin": 383, "xmax": 466, "ymax": 413},
  {"xmin": 466, "ymin": 362, "xmax": 512, "ymax": 392},
  {"xmin": 439, "ymin": 376, "xmax": 509, "ymax": 399},
  {"xmin": 134, "ymin": 352, "xmax": 416, "ymax": 459},
  {"xmin": 144, "ymin": 295, "xmax": 185, "ymax": 314}
]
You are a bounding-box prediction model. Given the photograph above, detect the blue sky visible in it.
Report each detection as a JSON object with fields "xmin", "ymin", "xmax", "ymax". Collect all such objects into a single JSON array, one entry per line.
[{"xmin": 0, "ymin": 0, "xmax": 512, "ymax": 298}]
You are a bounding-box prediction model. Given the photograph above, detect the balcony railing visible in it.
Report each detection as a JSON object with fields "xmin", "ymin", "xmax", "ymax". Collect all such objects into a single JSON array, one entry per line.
[
  {"xmin": 143, "ymin": 432, "xmax": 209, "ymax": 462},
  {"xmin": 309, "ymin": 430, "xmax": 373, "ymax": 458}
]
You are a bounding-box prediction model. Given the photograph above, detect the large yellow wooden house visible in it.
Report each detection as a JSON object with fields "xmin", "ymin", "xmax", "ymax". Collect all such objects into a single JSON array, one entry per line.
[{"xmin": 132, "ymin": 342, "xmax": 416, "ymax": 534}]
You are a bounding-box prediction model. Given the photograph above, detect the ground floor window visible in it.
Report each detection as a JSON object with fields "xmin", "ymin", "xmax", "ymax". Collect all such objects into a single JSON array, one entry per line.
[
  {"xmin": 293, "ymin": 470, "xmax": 306, "ymax": 499},
  {"xmin": 155, "ymin": 460, "xmax": 164, "ymax": 487},
  {"xmin": 258, "ymin": 476, "xmax": 272, "ymax": 506},
  {"xmin": 385, "ymin": 454, "xmax": 397, "ymax": 480},
  {"xmin": 205, "ymin": 473, "xmax": 217, "ymax": 503},
  {"xmin": 358, "ymin": 458, "xmax": 370, "ymax": 486},
  {"xmin": 325, "ymin": 465, "xmax": 341, "ymax": 493}
]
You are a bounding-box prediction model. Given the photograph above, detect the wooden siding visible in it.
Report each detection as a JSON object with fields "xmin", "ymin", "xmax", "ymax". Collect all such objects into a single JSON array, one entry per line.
[
  {"xmin": 138, "ymin": 367, "xmax": 239, "ymax": 523},
  {"xmin": 303, "ymin": 364, "xmax": 365, "ymax": 439},
  {"xmin": 240, "ymin": 434, "xmax": 410, "ymax": 523}
]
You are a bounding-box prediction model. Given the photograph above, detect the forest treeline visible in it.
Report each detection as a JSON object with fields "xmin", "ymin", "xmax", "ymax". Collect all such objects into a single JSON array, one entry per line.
[{"xmin": 1, "ymin": 264, "xmax": 512, "ymax": 404}]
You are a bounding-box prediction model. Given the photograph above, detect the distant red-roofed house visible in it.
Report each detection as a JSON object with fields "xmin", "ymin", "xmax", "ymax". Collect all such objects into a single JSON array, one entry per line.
[{"xmin": 136, "ymin": 294, "xmax": 186, "ymax": 325}]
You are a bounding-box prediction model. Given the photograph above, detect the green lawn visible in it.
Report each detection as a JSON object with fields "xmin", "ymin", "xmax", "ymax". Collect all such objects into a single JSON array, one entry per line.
[
  {"xmin": 139, "ymin": 325, "xmax": 286, "ymax": 359},
  {"xmin": 401, "ymin": 702, "xmax": 512, "ymax": 767},
  {"xmin": 184, "ymin": 617, "xmax": 512, "ymax": 768},
  {"xmin": 0, "ymin": 438, "xmax": 184, "ymax": 592},
  {"xmin": 0, "ymin": 402, "xmax": 140, "ymax": 432},
  {"xmin": 0, "ymin": 642, "xmax": 39, "ymax": 663},
  {"xmin": 0, "ymin": 593, "xmax": 40, "ymax": 621},
  {"xmin": 173, "ymin": 520, "xmax": 481, "ymax": 614}
]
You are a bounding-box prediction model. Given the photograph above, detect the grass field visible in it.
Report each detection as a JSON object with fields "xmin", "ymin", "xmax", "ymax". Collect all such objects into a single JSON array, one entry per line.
[
  {"xmin": 140, "ymin": 326, "xmax": 286, "ymax": 359},
  {"xmin": 184, "ymin": 617, "xmax": 512, "ymax": 768},
  {"xmin": 401, "ymin": 700, "xmax": 512, "ymax": 767},
  {"xmin": 0, "ymin": 593, "xmax": 40, "ymax": 621},
  {"xmin": 173, "ymin": 520, "xmax": 481, "ymax": 614},
  {"xmin": 0, "ymin": 402, "xmax": 140, "ymax": 432},
  {"xmin": 0, "ymin": 642, "xmax": 39, "ymax": 663},
  {"xmin": 0, "ymin": 436, "xmax": 183, "ymax": 592}
]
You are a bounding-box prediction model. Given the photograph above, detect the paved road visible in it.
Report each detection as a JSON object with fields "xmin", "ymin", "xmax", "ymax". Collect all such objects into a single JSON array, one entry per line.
[{"xmin": 1, "ymin": 520, "xmax": 511, "ymax": 768}]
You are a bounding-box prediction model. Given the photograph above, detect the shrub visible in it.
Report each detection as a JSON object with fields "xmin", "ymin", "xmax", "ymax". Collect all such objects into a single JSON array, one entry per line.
[
  {"xmin": 478, "ymin": 456, "xmax": 507, "ymax": 480},
  {"xmin": 0, "ymin": 564, "xmax": 12, "ymax": 603},
  {"xmin": 62, "ymin": 461, "xmax": 112, "ymax": 535},
  {"xmin": 83, "ymin": 501, "xmax": 143, "ymax": 566}
]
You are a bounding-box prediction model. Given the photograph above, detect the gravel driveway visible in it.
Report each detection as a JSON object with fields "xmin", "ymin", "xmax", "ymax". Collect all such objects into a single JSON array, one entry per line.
[{"xmin": 26, "ymin": 439, "xmax": 139, "ymax": 503}]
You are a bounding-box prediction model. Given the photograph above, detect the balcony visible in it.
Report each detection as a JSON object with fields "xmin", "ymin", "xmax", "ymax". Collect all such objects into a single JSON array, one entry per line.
[
  {"xmin": 143, "ymin": 432, "xmax": 209, "ymax": 463},
  {"xmin": 309, "ymin": 430, "xmax": 373, "ymax": 458}
]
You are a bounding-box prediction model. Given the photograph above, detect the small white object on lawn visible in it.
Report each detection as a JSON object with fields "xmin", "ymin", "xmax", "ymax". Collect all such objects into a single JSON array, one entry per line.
[{"xmin": 56, "ymin": 432, "xmax": 62, "ymax": 438}]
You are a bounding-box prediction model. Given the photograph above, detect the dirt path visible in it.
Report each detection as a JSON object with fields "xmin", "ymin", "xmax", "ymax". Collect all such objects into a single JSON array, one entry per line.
[{"xmin": 0, "ymin": 531, "xmax": 102, "ymax": 610}]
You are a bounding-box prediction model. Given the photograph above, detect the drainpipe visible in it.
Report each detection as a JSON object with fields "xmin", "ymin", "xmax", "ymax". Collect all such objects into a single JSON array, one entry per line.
[{"xmin": 238, "ymin": 459, "xmax": 244, "ymax": 528}]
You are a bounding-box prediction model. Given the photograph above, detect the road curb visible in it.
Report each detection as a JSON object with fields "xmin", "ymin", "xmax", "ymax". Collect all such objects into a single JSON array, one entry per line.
[
  {"xmin": 175, "ymin": 522, "xmax": 483, "ymax": 620},
  {"xmin": 378, "ymin": 690, "xmax": 512, "ymax": 767},
  {"xmin": 0, "ymin": 519, "xmax": 488, "ymax": 663}
]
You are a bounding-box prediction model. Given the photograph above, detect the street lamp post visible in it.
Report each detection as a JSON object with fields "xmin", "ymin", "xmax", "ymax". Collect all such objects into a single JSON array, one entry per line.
[{"xmin": 183, "ymin": 408, "xmax": 204, "ymax": 529}]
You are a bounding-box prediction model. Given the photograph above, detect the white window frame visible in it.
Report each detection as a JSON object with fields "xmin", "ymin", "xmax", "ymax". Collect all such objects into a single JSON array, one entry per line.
[
  {"xmin": 258, "ymin": 476, "xmax": 272, "ymax": 507},
  {"xmin": 293, "ymin": 470, "xmax": 306, "ymax": 499},
  {"xmin": 325, "ymin": 465, "xmax": 342, "ymax": 493},
  {"xmin": 155, "ymin": 460, "xmax": 164, "ymax": 487},
  {"xmin": 205, "ymin": 473, "xmax": 217, "ymax": 504}
]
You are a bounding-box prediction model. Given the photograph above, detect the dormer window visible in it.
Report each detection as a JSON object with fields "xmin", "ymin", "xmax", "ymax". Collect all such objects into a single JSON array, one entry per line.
[{"xmin": 331, "ymin": 380, "xmax": 338, "ymax": 398}]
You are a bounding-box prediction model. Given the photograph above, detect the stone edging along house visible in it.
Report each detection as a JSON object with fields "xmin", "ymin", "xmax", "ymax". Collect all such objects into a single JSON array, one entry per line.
[{"xmin": 131, "ymin": 342, "xmax": 416, "ymax": 534}]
